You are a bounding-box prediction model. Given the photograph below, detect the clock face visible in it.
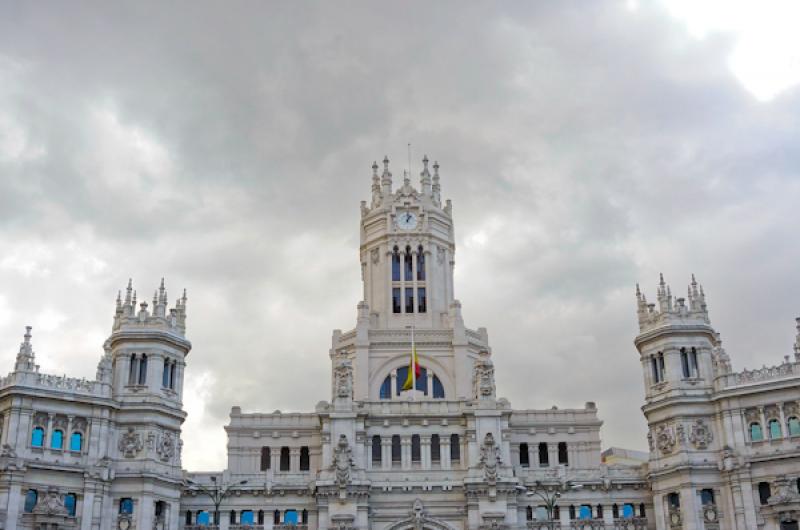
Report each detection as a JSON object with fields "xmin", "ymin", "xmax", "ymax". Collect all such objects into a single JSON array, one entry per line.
[{"xmin": 397, "ymin": 211, "xmax": 418, "ymax": 230}]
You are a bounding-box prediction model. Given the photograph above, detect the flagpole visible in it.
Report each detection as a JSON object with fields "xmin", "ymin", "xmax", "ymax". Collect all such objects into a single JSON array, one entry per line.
[{"xmin": 411, "ymin": 323, "xmax": 416, "ymax": 401}]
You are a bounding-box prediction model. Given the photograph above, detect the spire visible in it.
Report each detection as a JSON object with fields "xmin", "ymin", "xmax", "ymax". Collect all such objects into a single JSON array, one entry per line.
[
  {"xmin": 403, "ymin": 169, "xmax": 410, "ymax": 187},
  {"xmin": 371, "ymin": 161, "xmax": 382, "ymax": 208},
  {"xmin": 794, "ymin": 317, "xmax": 800, "ymax": 361},
  {"xmin": 432, "ymin": 160, "xmax": 441, "ymax": 206},
  {"xmin": 14, "ymin": 326, "xmax": 37, "ymax": 372},
  {"xmin": 124, "ymin": 278, "xmax": 133, "ymax": 305},
  {"xmin": 420, "ymin": 155, "xmax": 432, "ymax": 196},
  {"xmin": 381, "ymin": 155, "xmax": 392, "ymax": 197},
  {"xmin": 116, "ymin": 290, "xmax": 122, "ymax": 310},
  {"xmin": 158, "ymin": 277, "xmax": 167, "ymax": 305}
]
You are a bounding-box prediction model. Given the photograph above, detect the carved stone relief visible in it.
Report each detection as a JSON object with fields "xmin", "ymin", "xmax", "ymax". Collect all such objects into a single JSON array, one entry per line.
[
  {"xmin": 479, "ymin": 432, "xmax": 502, "ymax": 484},
  {"xmin": 118, "ymin": 427, "xmax": 143, "ymax": 458},
  {"xmin": 655, "ymin": 424, "xmax": 675, "ymax": 454},
  {"xmin": 473, "ymin": 358, "xmax": 496, "ymax": 400},
  {"xmin": 332, "ymin": 434, "xmax": 354, "ymax": 488},
  {"xmin": 689, "ymin": 419, "xmax": 713, "ymax": 449},
  {"xmin": 333, "ymin": 359, "xmax": 353, "ymax": 399}
]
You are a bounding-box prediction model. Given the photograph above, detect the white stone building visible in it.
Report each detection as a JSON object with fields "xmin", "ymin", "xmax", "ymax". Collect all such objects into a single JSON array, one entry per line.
[{"xmin": 1, "ymin": 156, "xmax": 799, "ymax": 530}]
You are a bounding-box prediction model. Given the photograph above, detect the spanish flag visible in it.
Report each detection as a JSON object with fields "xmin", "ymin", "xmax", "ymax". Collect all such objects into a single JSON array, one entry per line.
[{"xmin": 402, "ymin": 346, "xmax": 422, "ymax": 391}]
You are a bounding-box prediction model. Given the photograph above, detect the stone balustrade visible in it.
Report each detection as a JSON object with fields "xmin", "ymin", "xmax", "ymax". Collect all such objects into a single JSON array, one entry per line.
[{"xmin": 718, "ymin": 359, "xmax": 800, "ymax": 389}]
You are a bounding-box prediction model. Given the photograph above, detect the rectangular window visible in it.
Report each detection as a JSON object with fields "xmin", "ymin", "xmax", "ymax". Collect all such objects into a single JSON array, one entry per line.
[
  {"xmin": 280, "ymin": 447, "xmax": 290, "ymax": 471},
  {"xmin": 300, "ymin": 446, "xmax": 310, "ymax": 470},
  {"xmin": 700, "ymin": 489, "xmax": 715, "ymax": 505},
  {"xmin": 690, "ymin": 348, "xmax": 699, "ymax": 376},
  {"xmin": 417, "ymin": 288, "xmax": 426, "ymax": 313},
  {"xmin": 392, "ymin": 288, "xmax": 402, "ymax": 314},
  {"xmin": 681, "ymin": 349, "xmax": 690, "ymax": 378},
  {"xmin": 128, "ymin": 355, "xmax": 138, "ymax": 385},
  {"xmin": 405, "ymin": 288, "xmax": 414, "ymax": 313},
  {"xmin": 138, "ymin": 354, "xmax": 147, "ymax": 385},
  {"xmin": 119, "ymin": 498, "xmax": 134, "ymax": 514},
  {"xmin": 162, "ymin": 359, "xmax": 170, "ymax": 387},
  {"xmin": 431, "ymin": 434, "xmax": 440, "ymax": 462},
  {"xmin": 450, "ymin": 434, "xmax": 460, "ymax": 461},
  {"xmin": 519, "ymin": 443, "xmax": 529, "ymax": 467},
  {"xmin": 404, "ymin": 253, "xmax": 413, "ymax": 281},
  {"xmin": 658, "ymin": 353, "xmax": 665, "ymax": 381},
  {"xmin": 651, "ymin": 356, "xmax": 660, "ymax": 383},
  {"xmin": 169, "ymin": 363, "xmax": 176, "ymax": 389},
  {"xmin": 417, "ymin": 252, "xmax": 425, "ymax": 281},
  {"xmin": 392, "ymin": 252, "xmax": 401, "ymax": 281}
]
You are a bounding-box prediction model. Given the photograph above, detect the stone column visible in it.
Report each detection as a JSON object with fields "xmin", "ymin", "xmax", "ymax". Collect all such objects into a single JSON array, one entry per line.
[
  {"xmin": 411, "ymin": 251, "xmax": 418, "ymax": 313},
  {"xmin": 390, "ymin": 370, "xmax": 397, "ymax": 400},
  {"xmin": 382, "ymin": 438, "xmax": 391, "ymax": 470},
  {"xmin": 271, "ymin": 447, "xmax": 280, "ymax": 473},
  {"xmin": 548, "ymin": 444, "xmax": 558, "ymax": 468},
  {"xmin": 427, "ymin": 370, "xmax": 434, "ymax": 397},
  {"xmin": 401, "ymin": 436, "xmax": 411, "ymax": 469},
  {"xmin": 421, "ymin": 436, "xmax": 431, "ymax": 470},
  {"xmin": 290, "ymin": 447, "xmax": 300, "ymax": 472},
  {"xmin": 531, "ymin": 442, "xmax": 540, "ymax": 468},
  {"xmin": 441, "ymin": 437, "xmax": 451, "ymax": 470},
  {"xmin": 400, "ymin": 252, "xmax": 407, "ymax": 314},
  {"xmin": 4, "ymin": 472, "xmax": 23, "ymax": 530}
]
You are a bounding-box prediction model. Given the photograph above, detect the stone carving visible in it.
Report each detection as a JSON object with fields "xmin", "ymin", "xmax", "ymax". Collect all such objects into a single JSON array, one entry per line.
[
  {"xmin": 33, "ymin": 411, "xmax": 49, "ymax": 428},
  {"xmin": 675, "ymin": 423, "xmax": 686, "ymax": 444},
  {"xmin": 332, "ymin": 434, "xmax": 354, "ymax": 488},
  {"xmin": 744, "ymin": 408, "xmax": 760, "ymax": 424},
  {"xmin": 371, "ymin": 248, "xmax": 380, "ymax": 264},
  {"xmin": 655, "ymin": 424, "xmax": 675, "ymax": 454},
  {"xmin": 118, "ymin": 427, "xmax": 143, "ymax": 458},
  {"xmin": 689, "ymin": 419, "xmax": 713, "ymax": 449},
  {"xmin": 785, "ymin": 401, "xmax": 799, "ymax": 418},
  {"xmin": 35, "ymin": 373, "xmax": 95, "ymax": 393},
  {"xmin": 333, "ymin": 359, "xmax": 353, "ymax": 399},
  {"xmin": 473, "ymin": 358, "xmax": 496, "ymax": 399},
  {"xmin": 769, "ymin": 475, "xmax": 800, "ymax": 505},
  {"xmin": 436, "ymin": 245, "xmax": 446, "ymax": 264},
  {"xmin": 479, "ymin": 433, "xmax": 502, "ymax": 484},
  {"xmin": 646, "ymin": 430, "xmax": 654, "ymax": 452},
  {"xmin": 734, "ymin": 362, "xmax": 795, "ymax": 385},
  {"xmin": 72, "ymin": 416, "xmax": 88, "ymax": 432},
  {"xmin": 718, "ymin": 446, "xmax": 738, "ymax": 472},
  {"xmin": 53, "ymin": 414, "xmax": 68, "ymax": 430},
  {"xmin": 157, "ymin": 431, "xmax": 175, "ymax": 462},
  {"xmin": 0, "ymin": 444, "xmax": 16, "ymax": 458},
  {"xmin": 32, "ymin": 487, "xmax": 69, "ymax": 516}
]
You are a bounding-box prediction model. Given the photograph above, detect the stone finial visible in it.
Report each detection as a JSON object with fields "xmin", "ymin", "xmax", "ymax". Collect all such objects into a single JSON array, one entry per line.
[
  {"xmin": 420, "ymin": 155, "xmax": 432, "ymax": 196},
  {"xmin": 14, "ymin": 326, "xmax": 37, "ymax": 372},
  {"xmin": 432, "ymin": 160, "xmax": 441, "ymax": 206},
  {"xmin": 381, "ymin": 155, "xmax": 392, "ymax": 196}
]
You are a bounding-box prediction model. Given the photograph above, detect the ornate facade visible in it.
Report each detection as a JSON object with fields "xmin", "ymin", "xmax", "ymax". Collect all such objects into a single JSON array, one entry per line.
[{"xmin": 0, "ymin": 156, "xmax": 798, "ymax": 530}]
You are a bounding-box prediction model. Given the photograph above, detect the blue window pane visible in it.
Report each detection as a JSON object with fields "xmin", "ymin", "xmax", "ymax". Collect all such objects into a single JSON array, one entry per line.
[
  {"xmin": 751, "ymin": 423, "xmax": 763, "ymax": 441},
  {"xmin": 769, "ymin": 419, "xmax": 782, "ymax": 439},
  {"xmin": 64, "ymin": 493, "xmax": 76, "ymax": 516},
  {"xmin": 51, "ymin": 430, "xmax": 64, "ymax": 449},
  {"xmin": 379, "ymin": 376, "xmax": 391, "ymax": 399},
  {"xmin": 31, "ymin": 427, "xmax": 44, "ymax": 447},
  {"xmin": 392, "ymin": 251, "xmax": 401, "ymax": 281},
  {"xmin": 197, "ymin": 511, "xmax": 210, "ymax": 525},
  {"xmin": 395, "ymin": 366, "xmax": 427, "ymax": 394},
  {"xmin": 24, "ymin": 490, "xmax": 37, "ymax": 513},
  {"xmin": 404, "ymin": 252, "xmax": 413, "ymax": 281},
  {"xmin": 404, "ymin": 288, "xmax": 414, "ymax": 313},
  {"xmin": 119, "ymin": 498, "xmax": 133, "ymax": 514},
  {"xmin": 622, "ymin": 504, "xmax": 634, "ymax": 518},
  {"xmin": 70, "ymin": 432, "xmax": 82, "ymax": 452},
  {"xmin": 417, "ymin": 249, "xmax": 425, "ymax": 281},
  {"xmin": 417, "ymin": 287, "xmax": 426, "ymax": 313},
  {"xmin": 392, "ymin": 288, "xmax": 401, "ymax": 313},
  {"xmin": 579, "ymin": 505, "xmax": 592, "ymax": 519},
  {"xmin": 284, "ymin": 510, "xmax": 298, "ymax": 525},
  {"xmin": 241, "ymin": 511, "xmax": 254, "ymax": 525},
  {"xmin": 789, "ymin": 417, "xmax": 800, "ymax": 436},
  {"xmin": 433, "ymin": 375, "xmax": 445, "ymax": 398}
]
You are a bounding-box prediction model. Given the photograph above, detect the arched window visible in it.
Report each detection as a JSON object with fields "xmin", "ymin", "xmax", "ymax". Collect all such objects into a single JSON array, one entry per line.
[
  {"xmin": 558, "ymin": 442, "xmax": 568, "ymax": 465},
  {"xmin": 404, "ymin": 245, "xmax": 413, "ymax": 281},
  {"xmin": 163, "ymin": 358, "xmax": 170, "ymax": 387},
  {"xmin": 284, "ymin": 510, "xmax": 298, "ymax": 524},
  {"xmin": 417, "ymin": 245, "xmax": 425, "ymax": 281},
  {"xmin": 519, "ymin": 443, "xmax": 530, "ymax": 467},
  {"xmin": 568, "ymin": 505, "xmax": 576, "ymax": 519},
  {"xmin": 450, "ymin": 434, "xmax": 460, "ymax": 461},
  {"xmin": 380, "ymin": 376, "xmax": 392, "ymax": 399},
  {"xmin": 526, "ymin": 506, "xmax": 533, "ymax": 521},
  {"xmin": 197, "ymin": 511, "xmax": 210, "ymax": 526},
  {"xmin": 578, "ymin": 505, "xmax": 591, "ymax": 519},
  {"xmin": 788, "ymin": 417, "xmax": 800, "ymax": 436},
  {"xmin": 639, "ymin": 503, "xmax": 646, "ymax": 517},
  {"xmin": 280, "ymin": 447, "xmax": 290, "ymax": 471},
  {"xmin": 258, "ymin": 510, "xmax": 265, "ymax": 525},
  {"xmin": 24, "ymin": 489, "xmax": 38, "ymax": 513},
  {"xmin": 300, "ymin": 446, "xmax": 310, "ymax": 470},
  {"xmin": 769, "ymin": 418, "xmax": 782, "ymax": 439},
  {"xmin": 302, "ymin": 509, "xmax": 308, "ymax": 524},
  {"xmin": 51, "ymin": 429, "xmax": 64, "ymax": 449},
  {"xmin": 431, "ymin": 434, "xmax": 440, "ymax": 462},
  {"xmin": 622, "ymin": 504, "xmax": 634, "ymax": 518},
  {"xmin": 680, "ymin": 348, "xmax": 690, "ymax": 378},
  {"xmin": 553, "ymin": 506, "xmax": 560, "ymax": 520},
  {"xmin": 758, "ymin": 482, "xmax": 772, "ymax": 505},
  {"xmin": 273, "ymin": 510, "xmax": 281, "ymax": 525},
  {"xmin": 411, "ymin": 434, "xmax": 421, "ymax": 462},
  {"xmin": 138, "ymin": 354, "xmax": 147, "ymax": 385},
  {"xmin": 395, "ymin": 366, "xmax": 427, "ymax": 394},
  {"xmin": 64, "ymin": 493, "xmax": 77, "ymax": 517},
  {"xmin": 371, "ymin": 435, "xmax": 381, "ymax": 463},
  {"xmin": 241, "ymin": 510, "xmax": 254, "ymax": 525},
  {"xmin": 31, "ymin": 426, "xmax": 45, "ymax": 447},
  {"xmin": 169, "ymin": 362, "xmax": 176, "ymax": 389},
  {"xmin": 230, "ymin": 510, "xmax": 237, "ymax": 525},
  {"xmin": 70, "ymin": 432, "xmax": 83, "ymax": 452},
  {"xmin": 750, "ymin": 422, "xmax": 764, "ymax": 441},
  {"xmin": 260, "ymin": 446, "xmax": 270, "ymax": 471},
  {"xmin": 186, "ymin": 511, "xmax": 193, "ymax": 525},
  {"xmin": 392, "ymin": 247, "xmax": 401, "ymax": 281},
  {"xmin": 432, "ymin": 374, "xmax": 445, "ymax": 398},
  {"xmin": 612, "ymin": 504, "xmax": 619, "ymax": 518},
  {"xmin": 596, "ymin": 504, "xmax": 603, "ymax": 518},
  {"xmin": 538, "ymin": 442, "xmax": 549, "ymax": 467},
  {"xmin": 391, "ymin": 435, "xmax": 401, "ymax": 462},
  {"xmin": 128, "ymin": 354, "xmax": 138, "ymax": 385}
]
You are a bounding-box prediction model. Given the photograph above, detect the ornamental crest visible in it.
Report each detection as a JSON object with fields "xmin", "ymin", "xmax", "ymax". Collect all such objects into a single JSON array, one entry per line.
[
  {"xmin": 32, "ymin": 487, "xmax": 68, "ymax": 516},
  {"xmin": 689, "ymin": 419, "xmax": 713, "ymax": 449},
  {"xmin": 157, "ymin": 431, "xmax": 175, "ymax": 462},
  {"xmin": 334, "ymin": 360, "xmax": 353, "ymax": 399},
  {"xmin": 473, "ymin": 358, "xmax": 496, "ymax": 399},
  {"xmin": 118, "ymin": 427, "xmax": 143, "ymax": 458},
  {"xmin": 332, "ymin": 434, "xmax": 354, "ymax": 487},
  {"xmin": 655, "ymin": 424, "xmax": 675, "ymax": 454},
  {"xmin": 479, "ymin": 432, "xmax": 502, "ymax": 484}
]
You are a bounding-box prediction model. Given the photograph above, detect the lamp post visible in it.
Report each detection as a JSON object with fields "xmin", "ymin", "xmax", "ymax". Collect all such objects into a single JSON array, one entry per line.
[
  {"xmin": 186, "ymin": 476, "xmax": 248, "ymax": 526},
  {"xmin": 516, "ymin": 480, "xmax": 583, "ymax": 524}
]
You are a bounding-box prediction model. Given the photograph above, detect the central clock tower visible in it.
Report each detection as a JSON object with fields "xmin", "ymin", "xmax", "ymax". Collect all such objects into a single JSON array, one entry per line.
[{"xmin": 359, "ymin": 155, "xmax": 456, "ymax": 330}]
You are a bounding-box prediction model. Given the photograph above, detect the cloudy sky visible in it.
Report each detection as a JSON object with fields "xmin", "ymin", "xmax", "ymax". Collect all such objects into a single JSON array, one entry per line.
[{"xmin": 1, "ymin": 1, "xmax": 798, "ymax": 471}]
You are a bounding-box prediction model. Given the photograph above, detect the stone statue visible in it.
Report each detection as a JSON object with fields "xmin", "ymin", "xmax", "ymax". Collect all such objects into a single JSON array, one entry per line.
[
  {"xmin": 334, "ymin": 359, "xmax": 353, "ymax": 399},
  {"xmin": 332, "ymin": 434, "xmax": 354, "ymax": 487},
  {"xmin": 479, "ymin": 433, "xmax": 502, "ymax": 484},
  {"xmin": 473, "ymin": 357, "xmax": 496, "ymax": 399}
]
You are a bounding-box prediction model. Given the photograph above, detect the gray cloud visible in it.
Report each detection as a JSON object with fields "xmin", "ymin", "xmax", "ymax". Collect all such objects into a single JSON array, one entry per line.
[{"xmin": 0, "ymin": 1, "xmax": 798, "ymax": 469}]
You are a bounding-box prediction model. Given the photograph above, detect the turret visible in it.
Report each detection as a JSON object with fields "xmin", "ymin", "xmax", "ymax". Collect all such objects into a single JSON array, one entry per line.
[
  {"xmin": 634, "ymin": 274, "xmax": 716, "ymax": 402},
  {"xmin": 13, "ymin": 326, "xmax": 38, "ymax": 373},
  {"xmin": 108, "ymin": 278, "xmax": 190, "ymax": 406}
]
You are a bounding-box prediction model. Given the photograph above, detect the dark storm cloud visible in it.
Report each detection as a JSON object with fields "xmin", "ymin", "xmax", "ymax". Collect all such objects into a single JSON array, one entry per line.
[{"xmin": 0, "ymin": 1, "xmax": 798, "ymax": 468}]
